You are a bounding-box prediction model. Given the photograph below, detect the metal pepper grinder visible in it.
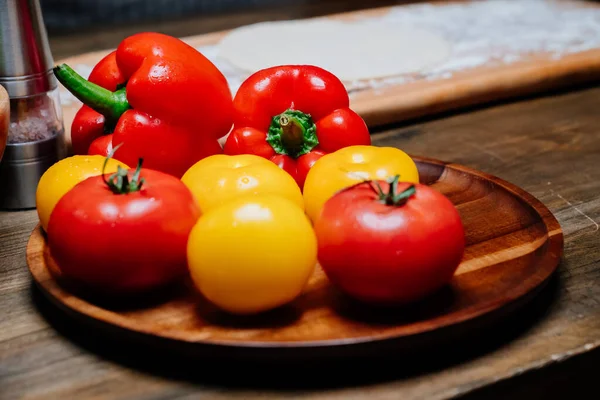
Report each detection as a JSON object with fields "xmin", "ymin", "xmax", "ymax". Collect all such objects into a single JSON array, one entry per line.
[{"xmin": 0, "ymin": 0, "xmax": 66, "ymax": 210}]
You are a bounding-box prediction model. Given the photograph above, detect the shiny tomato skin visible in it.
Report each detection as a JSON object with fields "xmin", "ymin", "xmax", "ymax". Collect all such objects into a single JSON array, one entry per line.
[
  {"xmin": 181, "ymin": 154, "xmax": 304, "ymax": 213},
  {"xmin": 315, "ymin": 181, "xmax": 465, "ymax": 305},
  {"xmin": 47, "ymin": 168, "xmax": 201, "ymax": 295},
  {"xmin": 187, "ymin": 195, "xmax": 317, "ymax": 315}
]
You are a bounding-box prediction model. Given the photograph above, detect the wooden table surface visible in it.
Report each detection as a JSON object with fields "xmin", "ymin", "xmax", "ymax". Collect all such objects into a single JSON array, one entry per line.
[{"xmin": 2, "ymin": 2, "xmax": 600, "ymax": 399}]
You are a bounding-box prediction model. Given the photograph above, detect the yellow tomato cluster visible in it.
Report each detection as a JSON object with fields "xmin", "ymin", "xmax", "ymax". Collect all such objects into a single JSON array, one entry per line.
[
  {"xmin": 180, "ymin": 147, "xmax": 419, "ymax": 315},
  {"xmin": 182, "ymin": 154, "xmax": 316, "ymax": 315}
]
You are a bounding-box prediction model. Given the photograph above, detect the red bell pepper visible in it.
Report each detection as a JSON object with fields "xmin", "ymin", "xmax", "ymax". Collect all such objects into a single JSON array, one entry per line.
[
  {"xmin": 223, "ymin": 65, "xmax": 371, "ymax": 188},
  {"xmin": 54, "ymin": 32, "xmax": 233, "ymax": 178}
]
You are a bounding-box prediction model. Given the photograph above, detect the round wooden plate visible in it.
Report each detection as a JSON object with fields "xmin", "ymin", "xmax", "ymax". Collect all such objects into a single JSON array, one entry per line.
[{"xmin": 26, "ymin": 156, "xmax": 563, "ymax": 361}]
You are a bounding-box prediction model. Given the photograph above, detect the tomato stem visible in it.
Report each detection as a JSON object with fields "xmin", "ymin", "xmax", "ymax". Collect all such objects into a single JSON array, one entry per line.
[
  {"xmin": 371, "ymin": 175, "xmax": 416, "ymax": 206},
  {"xmin": 101, "ymin": 143, "xmax": 145, "ymax": 194}
]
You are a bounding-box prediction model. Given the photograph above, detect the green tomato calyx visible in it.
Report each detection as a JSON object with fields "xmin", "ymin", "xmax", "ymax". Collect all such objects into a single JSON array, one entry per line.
[
  {"xmin": 102, "ymin": 143, "xmax": 145, "ymax": 194},
  {"xmin": 372, "ymin": 175, "xmax": 416, "ymax": 206}
]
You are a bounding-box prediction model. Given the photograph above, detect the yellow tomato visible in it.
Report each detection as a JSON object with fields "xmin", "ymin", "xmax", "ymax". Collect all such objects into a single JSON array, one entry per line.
[
  {"xmin": 181, "ymin": 154, "xmax": 304, "ymax": 213},
  {"xmin": 187, "ymin": 195, "xmax": 317, "ymax": 315},
  {"xmin": 303, "ymin": 145, "xmax": 419, "ymax": 222},
  {"xmin": 36, "ymin": 155, "xmax": 129, "ymax": 231}
]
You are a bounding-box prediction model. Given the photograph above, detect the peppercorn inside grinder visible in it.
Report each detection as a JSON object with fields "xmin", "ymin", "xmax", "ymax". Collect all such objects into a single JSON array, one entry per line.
[{"xmin": 0, "ymin": 0, "xmax": 67, "ymax": 210}]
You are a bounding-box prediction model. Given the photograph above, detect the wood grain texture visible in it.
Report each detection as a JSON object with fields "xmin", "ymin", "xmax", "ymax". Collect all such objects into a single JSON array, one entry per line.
[
  {"xmin": 23, "ymin": 158, "xmax": 563, "ymax": 360},
  {"xmin": 3, "ymin": 84, "xmax": 600, "ymax": 400}
]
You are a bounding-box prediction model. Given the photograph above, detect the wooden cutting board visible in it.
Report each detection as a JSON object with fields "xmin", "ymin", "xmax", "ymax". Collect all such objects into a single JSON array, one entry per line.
[{"xmin": 56, "ymin": 0, "xmax": 600, "ymax": 148}]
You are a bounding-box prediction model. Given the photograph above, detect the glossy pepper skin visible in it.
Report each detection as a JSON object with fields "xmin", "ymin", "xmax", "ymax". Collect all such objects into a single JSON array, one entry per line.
[
  {"xmin": 55, "ymin": 32, "xmax": 233, "ymax": 178},
  {"xmin": 223, "ymin": 65, "xmax": 371, "ymax": 189}
]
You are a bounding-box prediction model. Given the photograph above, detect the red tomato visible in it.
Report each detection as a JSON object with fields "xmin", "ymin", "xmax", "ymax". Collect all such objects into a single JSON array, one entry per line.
[
  {"xmin": 314, "ymin": 176, "xmax": 465, "ymax": 305},
  {"xmin": 47, "ymin": 162, "xmax": 201, "ymax": 294}
]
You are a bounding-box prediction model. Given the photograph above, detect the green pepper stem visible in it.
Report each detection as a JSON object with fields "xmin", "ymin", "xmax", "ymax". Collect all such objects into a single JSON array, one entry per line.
[
  {"xmin": 279, "ymin": 115, "xmax": 304, "ymax": 153},
  {"xmin": 53, "ymin": 64, "xmax": 130, "ymax": 127},
  {"xmin": 266, "ymin": 109, "xmax": 319, "ymax": 158}
]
